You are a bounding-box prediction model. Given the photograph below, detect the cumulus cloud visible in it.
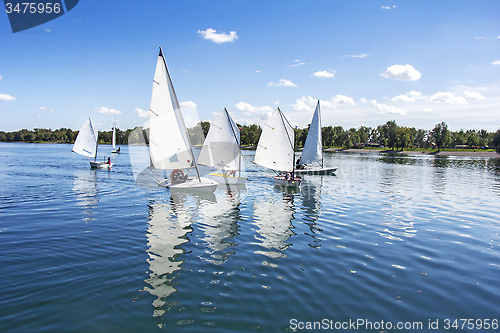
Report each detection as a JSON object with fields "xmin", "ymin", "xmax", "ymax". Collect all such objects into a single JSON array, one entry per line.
[
  {"xmin": 39, "ymin": 106, "xmax": 53, "ymax": 111},
  {"xmin": 380, "ymin": 64, "xmax": 421, "ymax": 81},
  {"xmin": 134, "ymin": 108, "xmax": 148, "ymax": 118},
  {"xmin": 391, "ymin": 90, "xmax": 422, "ymax": 102},
  {"xmin": 292, "ymin": 95, "xmax": 355, "ymax": 112},
  {"xmin": 463, "ymin": 90, "xmax": 485, "ymax": 100},
  {"xmin": 197, "ymin": 28, "xmax": 238, "ymax": 43},
  {"xmin": 234, "ymin": 102, "xmax": 273, "ymax": 121},
  {"xmin": 346, "ymin": 54, "xmax": 369, "ymax": 58},
  {"xmin": 370, "ymin": 100, "xmax": 406, "ymax": 115},
  {"xmin": 180, "ymin": 101, "xmax": 197, "ymax": 108},
  {"xmin": 492, "ymin": 60, "xmax": 500, "ymax": 65},
  {"xmin": 95, "ymin": 106, "xmax": 122, "ymax": 115},
  {"xmin": 268, "ymin": 79, "xmax": 297, "ymax": 87},
  {"xmin": 430, "ymin": 92, "xmax": 467, "ymax": 105},
  {"xmin": 313, "ymin": 70, "xmax": 335, "ymax": 78},
  {"xmin": 0, "ymin": 94, "xmax": 16, "ymax": 101}
]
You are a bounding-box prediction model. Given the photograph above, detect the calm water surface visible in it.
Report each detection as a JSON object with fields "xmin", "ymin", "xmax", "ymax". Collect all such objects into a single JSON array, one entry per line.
[{"xmin": 1, "ymin": 143, "xmax": 499, "ymax": 332}]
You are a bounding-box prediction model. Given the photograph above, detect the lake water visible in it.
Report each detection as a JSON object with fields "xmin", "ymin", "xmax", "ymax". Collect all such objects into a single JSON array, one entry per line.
[{"xmin": 1, "ymin": 143, "xmax": 500, "ymax": 332}]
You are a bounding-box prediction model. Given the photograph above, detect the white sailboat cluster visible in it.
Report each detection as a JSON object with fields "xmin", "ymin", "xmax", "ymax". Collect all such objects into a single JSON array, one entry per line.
[
  {"xmin": 295, "ymin": 100, "xmax": 337, "ymax": 175},
  {"xmin": 147, "ymin": 47, "xmax": 218, "ymax": 192},
  {"xmin": 197, "ymin": 108, "xmax": 248, "ymax": 185},
  {"xmin": 72, "ymin": 118, "xmax": 112, "ymax": 169}
]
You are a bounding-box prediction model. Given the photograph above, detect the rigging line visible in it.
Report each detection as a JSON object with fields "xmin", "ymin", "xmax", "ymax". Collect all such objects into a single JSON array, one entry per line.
[
  {"xmin": 153, "ymin": 80, "xmax": 160, "ymax": 85},
  {"xmin": 149, "ymin": 109, "xmax": 158, "ymax": 116},
  {"xmin": 225, "ymin": 108, "xmax": 240, "ymax": 146},
  {"xmin": 278, "ymin": 108, "xmax": 294, "ymax": 152}
]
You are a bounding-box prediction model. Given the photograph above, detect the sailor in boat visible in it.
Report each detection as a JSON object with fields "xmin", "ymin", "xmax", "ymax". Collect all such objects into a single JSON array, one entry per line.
[
  {"xmin": 225, "ymin": 169, "xmax": 236, "ymax": 177},
  {"xmin": 117, "ymin": 147, "xmax": 120, "ymax": 153},
  {"xmin": 107, "ymin": 157, "xmax": 111, "ymax": 165},
  {"xmin": 296, "ymin": 158, "xmax": 305, "ymax": 170},
  {"xmin": 170, "ymin": 169, "xmax": 188, "ymax": 184}
]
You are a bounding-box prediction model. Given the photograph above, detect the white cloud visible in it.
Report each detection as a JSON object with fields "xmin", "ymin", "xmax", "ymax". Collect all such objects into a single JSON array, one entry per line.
[
  {"xmin": 430, "ymin": 92, "xmax": 467, "ymax": 105},
  {"xmin": 423, "ymin": 108, "xmax": 433, "ymax": 112},
  {"xmin": 255, "ymin": 70, "xmax": 261, "ymax": 73},
  {"xmin": 380, "ymin": 64, "xmax": 421, "ymax": 81},
  {"xmin": 197, "ymin": 28, "xmax": 238, "ymax": 43},
  {"xmin": 332, "ymin": 94, "xmax": 355, "ymax": 105},
  {"xmin": 134, "ymin": 108, "xmax": 148, "ymax": 118},
  {"xmin": 234, "ymin": 102, "xmax": 273, "ymax": 121},
  {"xmin": 313, "ymin": 70, "xmax": 335, "ymax": 78},
  {"xmin": 381, "ymin": 6, "xmax": 390, "ymax": 9},
  {"xmin": 180, "ymin": 101, "xmax": 197, "ymax": 109},
  {"xmin": 0, "ymin": 94, "xmax": 16, "ymax": 101},
  {"xmin": 39, "ymin": 106, "xmax": 53, "ymax": 111},
  {"xmin": 359, "ymin": 98, "xmax": 367, "ymax": 103},
  {"xmin": 293, "ymin": 95, "xmax": 355, "ymax": 112},
  {"xmin": 463, "ymin": 90, "xmax": 485, "ymax": 100},
  {"xmin": 268, "ymin": 79, "xmax": 297, "ymax": 87},
  {"xmin": 45, "ymin": 29, "xmax": 51, "ymax": 32},
  {"xmin": 346, "ymin": 54, "xmax": 369, "ymax": 58},
  {"xmin": 370, "ymin": 100, "xmax": 406, "ymax": 115},
  {"xmin": 95, "ymin": 106, "xmax": 122, "ymax": 115},
  {"xmin": 391, "ymin": 90, "xmax": 422, "ymax": 102},
  {"xmin": 492, "ymin": 60, "xmax": 500, "ymax": 65},
  {"xmin": 291, "ymin": 62, "xmax": 305, "ymax": 67}
]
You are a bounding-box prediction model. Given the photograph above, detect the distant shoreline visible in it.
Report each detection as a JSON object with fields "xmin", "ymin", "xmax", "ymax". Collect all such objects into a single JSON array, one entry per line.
[{"xmin": 323, "ymin": 147, "xmax": 500, "ymax": 158}]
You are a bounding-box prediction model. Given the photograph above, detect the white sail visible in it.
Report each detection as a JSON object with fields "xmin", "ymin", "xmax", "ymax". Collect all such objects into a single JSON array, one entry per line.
[
  {"xmin": 254, "ymin": 108, "xmax": 295, "ymax": 172},
  {"xmin": 148, "ymin": 49, "xmax": 194, "ymax": 170},
  {"xmin": 197, "ymin": 109, "xmax": 240, "ymax": 170},
  {"xmin": 72, "ymin": 118, "xmax": 98, "ymax": 158},
  {"xmin": 299, "ymin": 100, "xmax": 323, "ymax": 165},
  {"xmin": 112, "ymin": 119, "xmax": 116, "ymax": 149}
]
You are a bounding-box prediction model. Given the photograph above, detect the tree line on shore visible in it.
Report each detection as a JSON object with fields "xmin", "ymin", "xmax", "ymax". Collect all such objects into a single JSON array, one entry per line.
[{"xmin": 2, "ymin": 121, "xmax": 500, "ymax": 152}]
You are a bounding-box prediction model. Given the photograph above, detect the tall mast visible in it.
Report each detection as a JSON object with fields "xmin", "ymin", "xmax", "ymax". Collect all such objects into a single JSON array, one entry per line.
[
  {"xmin": 278, "ymin": 108, "xmax": 295, "ymax": 177},
  {"xmin": 225, "ymin": 108, "xmax": 241, "ymax": 177},
  {"xmin": 318, "ymin": 100, "xmax": 323, "ymax": 168},
  {"xmin": 159, "ymin": 47, "xmax": 202, "ymax": 183},
  {"xmin": 90, "ymin": 118, "xmax": 98, "ymax": 162}
]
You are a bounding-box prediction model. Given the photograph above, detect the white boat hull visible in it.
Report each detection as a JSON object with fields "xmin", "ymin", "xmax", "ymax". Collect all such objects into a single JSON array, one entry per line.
[
  {"xmin": 112, "ymin": 150, "xmax": 120, "ymax": 154},
  {"xmin": 158, "ymin": 177, "xmax": 218, "ymax": 193},
  {"xmin": 209, "ymin": 173, "xmax": 248, "ymax": 185},
  {"xmin": 294, "ymin": 167, "xmax": 337, "ymax": 175},
  {"xmin": 273, "ymin": 175, "xmax": 302, "ymax": 187},
  {"xmin": 90, "ymin": 161, "xmax": 112, "ymax": 169}
]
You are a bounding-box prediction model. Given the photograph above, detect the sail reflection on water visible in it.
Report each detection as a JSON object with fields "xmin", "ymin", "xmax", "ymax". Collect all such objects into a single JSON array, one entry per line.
[
  {"xmin": 144, "ymin": 192, "xmax": 207, "ymax": 317},
  {"xmin": 72, "ymin": 170, "xmax": 98, "ymax": 221},
  {"xmin": 197, "ymin": 187, "xmax": 246, "ymax": 264},
  {"xmin": 252, "ymin": 193, "xmax": 296, "ymax": 259},
  {"xmin": 300, "ymin": 177, "xmax": 324, "ymax": 249}
]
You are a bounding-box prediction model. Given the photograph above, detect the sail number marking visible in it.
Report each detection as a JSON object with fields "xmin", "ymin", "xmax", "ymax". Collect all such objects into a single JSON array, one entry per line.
[{"xmin": 5, "ymin": 3, "xmax": 61, "ymax": 14}]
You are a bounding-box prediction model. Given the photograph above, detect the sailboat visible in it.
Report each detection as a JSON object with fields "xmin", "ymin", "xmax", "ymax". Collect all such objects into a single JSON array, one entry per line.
[
  {"xmin": 254, "ymin": 108, "xmax": 301, "ymax": 187},
  {"xmin": 111, "ymin": 119, "xmax": 120, "ymax": 153},
  {"xmin": 295, "ymin": 100, "xmax": 337, "ymax": 175},
  {"xmin": 197, "ymin": 108, "xmax": 248, "ymax": 185},
  {"xmin": 147, "ymin": 47, "xmax": 218, "ymax": 192},
  {"xmin": 72, "ymin": 117, "xmax": 112, "ymax": 169}
]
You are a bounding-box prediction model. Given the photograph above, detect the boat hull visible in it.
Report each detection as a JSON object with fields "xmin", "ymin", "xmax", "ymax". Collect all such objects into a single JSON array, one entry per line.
[
  {"xmin": 158, "ymin": 177, "xmax": 218, "ymax": 193},
  {"xmin": 273, "ymin": 175, "xmax": 302, "ymax": 187},
  {"xmin": 111, "ymin": 150, "xmax": 120, "ymax": 154},
  {"xmin": 294, "ymin": 167, "xmax": 337, "ymax": 175},
  {"xmin": 90, "ymin": 161, "xmax": 112, "ymax": 169},
  {"xmin": 209, "ymin": 173, "xmax": 248, "ymax": 185}
]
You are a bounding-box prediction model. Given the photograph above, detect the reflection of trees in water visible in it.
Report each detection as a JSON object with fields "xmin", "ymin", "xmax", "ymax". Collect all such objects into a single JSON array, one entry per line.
[
  {"xmin": 300, "ymin": 178, "xmax": 324, "ymax": 249},
  {"xmin": 72, "ymin": 170, "xmax": 98, "ymax": 221},
  {"xmin": 198, "ymin": 189, "xmax": 245, "ymax": 265},
  {"xmin": 252, "ymin": 193, "xmax": 296, "ymax": 259},
  {"xmin": 487, "ymin": 158, "xmax": 500, "ymax": 194},
  {"xmin": 144, "ymin": 192, "xmax": 204, "ymax": 317}
]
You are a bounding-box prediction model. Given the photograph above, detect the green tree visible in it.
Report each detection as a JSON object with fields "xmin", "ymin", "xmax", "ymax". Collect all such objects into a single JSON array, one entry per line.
[
  {"xmin": 431, "ymin": 122, "xmax": 451, "ymax": 150},
  {"xmin": 492, "ymin": 129, "xmax": 500, "ymax": 153}
]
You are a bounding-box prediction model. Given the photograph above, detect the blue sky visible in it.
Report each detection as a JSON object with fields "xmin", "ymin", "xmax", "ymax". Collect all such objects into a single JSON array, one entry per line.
[{"xmin": 1, "ymin": 0, "xmax": 499, "ymax": 133}]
